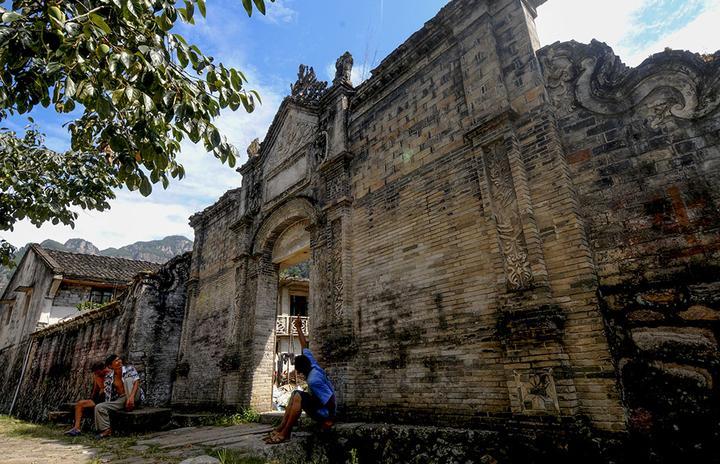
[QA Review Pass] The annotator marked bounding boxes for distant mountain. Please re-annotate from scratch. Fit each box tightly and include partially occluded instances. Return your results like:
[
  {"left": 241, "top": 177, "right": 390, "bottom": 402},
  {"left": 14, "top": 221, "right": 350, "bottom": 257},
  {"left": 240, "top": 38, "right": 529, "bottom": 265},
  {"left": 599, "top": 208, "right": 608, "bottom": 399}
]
[
  {"left": 0, "top": 236, "right": 193, "bottom": 293},
  {"left": 100, "top": 235, "right": 193, "bottom": 263}
]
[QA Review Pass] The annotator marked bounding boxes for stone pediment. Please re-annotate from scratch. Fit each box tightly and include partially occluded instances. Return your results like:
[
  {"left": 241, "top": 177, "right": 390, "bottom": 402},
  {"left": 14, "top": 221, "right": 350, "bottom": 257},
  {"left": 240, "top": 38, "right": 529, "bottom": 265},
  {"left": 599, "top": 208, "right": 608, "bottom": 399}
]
[
  {"left": 261, "top": 103, "right": 318, "bottom": 178},
  {"left": 247, "top": 101, "right": 319, "bottom": 204}
]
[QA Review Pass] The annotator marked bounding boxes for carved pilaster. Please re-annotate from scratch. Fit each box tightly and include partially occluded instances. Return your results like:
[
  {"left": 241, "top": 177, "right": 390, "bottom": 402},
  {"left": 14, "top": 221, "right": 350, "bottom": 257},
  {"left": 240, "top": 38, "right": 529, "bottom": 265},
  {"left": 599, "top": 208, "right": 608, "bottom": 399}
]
[
  {"left": 479, "top": 139, "right": 533, "bottom": 291},
  {"left": 330, "top": 219, "right": 344, "bottom": 318}
]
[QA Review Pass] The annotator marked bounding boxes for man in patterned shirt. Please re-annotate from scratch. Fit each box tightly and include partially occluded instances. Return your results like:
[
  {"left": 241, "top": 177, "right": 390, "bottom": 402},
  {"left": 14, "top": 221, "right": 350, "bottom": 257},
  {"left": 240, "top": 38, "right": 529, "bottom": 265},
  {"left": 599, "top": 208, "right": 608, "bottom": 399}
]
[{"left": 94, "top": 354, "right": 144, "bottom": 438}]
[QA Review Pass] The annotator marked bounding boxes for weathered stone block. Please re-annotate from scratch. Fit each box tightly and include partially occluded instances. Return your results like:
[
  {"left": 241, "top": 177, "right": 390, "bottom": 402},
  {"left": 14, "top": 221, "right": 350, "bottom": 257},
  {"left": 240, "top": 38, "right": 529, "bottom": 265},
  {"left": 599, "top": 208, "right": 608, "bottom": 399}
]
[
  {"left": 678, "top": 305, "right": 720, "bottom": 321},
  {"left": 630, "top": 327, "right": 718, "bottom": 363},
  {"left": 109, "top": 407, "right": 172, "bottom": 433}
]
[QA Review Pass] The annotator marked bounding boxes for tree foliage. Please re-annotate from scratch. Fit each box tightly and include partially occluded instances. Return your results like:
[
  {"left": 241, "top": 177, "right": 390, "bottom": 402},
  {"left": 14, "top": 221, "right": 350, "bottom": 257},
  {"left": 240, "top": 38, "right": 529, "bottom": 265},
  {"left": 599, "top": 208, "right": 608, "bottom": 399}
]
[{"left": 0, "top": 0, "right": 274, "bottom": 263}]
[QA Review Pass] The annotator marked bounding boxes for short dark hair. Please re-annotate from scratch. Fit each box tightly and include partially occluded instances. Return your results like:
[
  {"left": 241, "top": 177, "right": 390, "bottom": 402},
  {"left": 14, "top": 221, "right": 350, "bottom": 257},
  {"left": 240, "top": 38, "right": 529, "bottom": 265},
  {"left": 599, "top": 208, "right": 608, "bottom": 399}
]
[
  {"left": 104, "top": 354, "right": 119, "bottom": 367},
  {"left": 294, "top": 355, "right": 311, "bottom": 376},
  {"left": 89, "top": 362, "right": 105, "bottom": 373}
]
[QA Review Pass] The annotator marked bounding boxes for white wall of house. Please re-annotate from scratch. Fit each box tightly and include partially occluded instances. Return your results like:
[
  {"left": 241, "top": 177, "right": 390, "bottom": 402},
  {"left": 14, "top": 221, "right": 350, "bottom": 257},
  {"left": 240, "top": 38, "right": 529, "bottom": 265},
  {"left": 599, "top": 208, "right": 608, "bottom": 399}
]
[{"left": 0, "top": 251, "right": 54, "bottom": 350}]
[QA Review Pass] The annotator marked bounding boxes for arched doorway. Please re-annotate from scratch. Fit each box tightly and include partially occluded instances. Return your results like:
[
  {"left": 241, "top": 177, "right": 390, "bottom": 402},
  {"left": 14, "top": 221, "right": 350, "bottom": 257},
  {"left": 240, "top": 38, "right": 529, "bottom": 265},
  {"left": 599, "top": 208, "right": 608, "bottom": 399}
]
[{"left": 245, "top": 198, "right": 318, "bottom": 412}]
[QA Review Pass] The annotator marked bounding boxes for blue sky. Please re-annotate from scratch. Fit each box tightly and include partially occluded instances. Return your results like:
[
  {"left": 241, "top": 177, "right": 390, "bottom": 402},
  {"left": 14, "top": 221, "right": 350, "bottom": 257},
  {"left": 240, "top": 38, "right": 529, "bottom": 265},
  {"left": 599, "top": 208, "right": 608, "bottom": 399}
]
[{"left": 6, "top": 0, "right": 720, "bottom": 249}]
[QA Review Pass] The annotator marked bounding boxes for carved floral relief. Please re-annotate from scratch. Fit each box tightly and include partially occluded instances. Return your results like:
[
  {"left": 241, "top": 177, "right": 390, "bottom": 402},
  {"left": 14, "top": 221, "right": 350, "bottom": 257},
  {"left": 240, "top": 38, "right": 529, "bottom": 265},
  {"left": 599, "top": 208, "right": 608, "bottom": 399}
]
[
  {"left": 481, "top": 141, "right": 533, "bottom": 290},
  {"left": 514, "top": 368, "right": 560, "bottom": 414},
  {"left": 331, "top": 219, "right": 344, "bottom": 317}
]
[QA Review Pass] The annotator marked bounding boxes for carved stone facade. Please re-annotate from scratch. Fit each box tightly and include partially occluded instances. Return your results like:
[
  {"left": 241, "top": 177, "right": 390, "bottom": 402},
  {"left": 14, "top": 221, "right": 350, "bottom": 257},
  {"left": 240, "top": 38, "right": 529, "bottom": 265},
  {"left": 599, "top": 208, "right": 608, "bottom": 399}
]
[{"left": 174, "top": 0, "right": 719, "bottom": 460}]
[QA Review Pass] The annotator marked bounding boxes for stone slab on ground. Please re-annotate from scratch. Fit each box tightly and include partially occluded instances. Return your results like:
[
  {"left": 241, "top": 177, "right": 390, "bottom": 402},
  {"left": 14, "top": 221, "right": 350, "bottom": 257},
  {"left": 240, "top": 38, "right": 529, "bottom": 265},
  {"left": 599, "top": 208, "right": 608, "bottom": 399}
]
[
  {"left": 138, "top": 423, "right": 274, "bottom": 449},
  {"left": 179, "top": 456, "right": 221, "bottom": 464}
]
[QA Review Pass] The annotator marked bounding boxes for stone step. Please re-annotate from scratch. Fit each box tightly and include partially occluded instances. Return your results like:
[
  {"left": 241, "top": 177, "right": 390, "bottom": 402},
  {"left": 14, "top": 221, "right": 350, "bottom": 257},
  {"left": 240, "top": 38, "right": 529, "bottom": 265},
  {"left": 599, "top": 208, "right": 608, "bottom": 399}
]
[
  {"left": 258, "top": 411, "right": 284, "bottom": 425},
  {"left": 171, "top": 412, "right": 222, "bottom": 428},
  {"left": 258, "top": 411, "right": 314, "bottom": 427}
]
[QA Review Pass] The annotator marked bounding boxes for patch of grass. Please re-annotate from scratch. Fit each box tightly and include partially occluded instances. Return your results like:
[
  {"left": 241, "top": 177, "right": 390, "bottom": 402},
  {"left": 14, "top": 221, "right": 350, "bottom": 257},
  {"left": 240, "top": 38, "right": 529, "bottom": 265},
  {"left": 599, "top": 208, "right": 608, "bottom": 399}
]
[
  {"left": 204, "top": 408, "right": 261, "bottom": 426},
  {"left": 209, "top": 447, "right": 269, "bottom": 464}
]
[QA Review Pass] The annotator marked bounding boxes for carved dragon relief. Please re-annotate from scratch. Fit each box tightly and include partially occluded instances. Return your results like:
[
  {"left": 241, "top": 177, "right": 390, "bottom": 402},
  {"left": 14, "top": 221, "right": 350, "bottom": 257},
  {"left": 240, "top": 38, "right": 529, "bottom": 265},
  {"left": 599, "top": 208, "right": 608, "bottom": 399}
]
[
  {"left": 539, "top": 40, "right": 720, "bottom": 125},
  {"left": 481, "top": 141, "right": 533, "bottom": 291}
]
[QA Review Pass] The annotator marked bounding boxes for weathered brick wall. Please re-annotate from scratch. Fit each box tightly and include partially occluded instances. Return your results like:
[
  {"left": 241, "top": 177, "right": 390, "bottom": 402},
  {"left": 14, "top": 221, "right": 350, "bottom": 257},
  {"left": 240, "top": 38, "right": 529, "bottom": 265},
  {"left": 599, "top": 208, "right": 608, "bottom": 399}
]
[
  {"left": 125, "top": 253, "right": 190, "bottom": 406},
  {"left": 172, "top": 190, "right": 244, "bottom": 407},
  {"left": 333, "top": 0, "right": 623, "bottom": 430},
  {"left": 0, "top": 254, "right": 190, "bottom": 421},
  {"left": 539, "top": 41, "right": 720, "bottom": 458},
  {"left": 176, "top": 0, "right": 626, "bottom": 442}
]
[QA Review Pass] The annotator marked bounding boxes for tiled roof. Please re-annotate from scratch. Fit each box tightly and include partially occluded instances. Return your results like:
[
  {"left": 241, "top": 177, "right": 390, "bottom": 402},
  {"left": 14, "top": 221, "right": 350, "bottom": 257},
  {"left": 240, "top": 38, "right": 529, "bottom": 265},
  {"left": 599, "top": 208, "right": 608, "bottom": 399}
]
[{"left": 35, "top": 245, "right": 161, "bottom": 284}]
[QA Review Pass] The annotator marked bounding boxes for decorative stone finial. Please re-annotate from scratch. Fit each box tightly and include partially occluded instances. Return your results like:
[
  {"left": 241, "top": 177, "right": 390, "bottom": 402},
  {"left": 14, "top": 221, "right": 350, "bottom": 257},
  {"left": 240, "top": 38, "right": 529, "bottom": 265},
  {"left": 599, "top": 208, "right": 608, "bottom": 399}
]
[
  {"left": 289, "top": 64, "right": 328, "bottom": 104},
  {"left": 246, "top": 138, "right": 261, "bottom": 157},
  {"left": 333, "top": 51, "right": 354, "bottom": 86}
]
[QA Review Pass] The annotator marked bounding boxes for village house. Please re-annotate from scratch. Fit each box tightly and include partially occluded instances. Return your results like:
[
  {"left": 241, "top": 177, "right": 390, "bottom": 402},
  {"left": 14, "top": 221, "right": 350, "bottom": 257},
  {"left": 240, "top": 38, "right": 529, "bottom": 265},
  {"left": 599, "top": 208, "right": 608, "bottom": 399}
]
[{"left": 0, "top": 244, "right": 160, "bottom": 350}]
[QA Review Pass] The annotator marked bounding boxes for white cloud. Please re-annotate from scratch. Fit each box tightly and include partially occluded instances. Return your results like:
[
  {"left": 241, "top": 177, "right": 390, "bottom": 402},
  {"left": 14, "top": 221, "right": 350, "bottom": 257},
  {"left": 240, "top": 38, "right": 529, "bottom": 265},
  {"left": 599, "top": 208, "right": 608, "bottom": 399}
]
[
  {"left": 536, "top": 0, "right": 720, "bottom": 66},
  {"left": 260, "top": 0, "right": 297, "bottom": 24},
  {"left": 5, "top": 195, "right": 196, "bottom": 250}
]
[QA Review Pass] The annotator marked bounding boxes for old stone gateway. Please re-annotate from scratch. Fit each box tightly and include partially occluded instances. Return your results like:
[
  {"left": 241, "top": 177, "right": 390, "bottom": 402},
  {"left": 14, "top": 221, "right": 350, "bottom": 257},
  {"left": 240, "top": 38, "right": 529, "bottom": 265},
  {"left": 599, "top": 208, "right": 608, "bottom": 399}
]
[{"left": 168, "top": 0, "right": 720, "bottom": 459}]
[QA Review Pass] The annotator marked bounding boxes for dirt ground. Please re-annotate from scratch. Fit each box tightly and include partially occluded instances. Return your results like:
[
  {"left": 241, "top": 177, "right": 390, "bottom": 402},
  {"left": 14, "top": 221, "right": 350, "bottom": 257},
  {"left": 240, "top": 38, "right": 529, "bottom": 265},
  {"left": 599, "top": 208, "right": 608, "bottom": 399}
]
[{"left": 0, "top": 415, "right": 289, "bottom": 464}]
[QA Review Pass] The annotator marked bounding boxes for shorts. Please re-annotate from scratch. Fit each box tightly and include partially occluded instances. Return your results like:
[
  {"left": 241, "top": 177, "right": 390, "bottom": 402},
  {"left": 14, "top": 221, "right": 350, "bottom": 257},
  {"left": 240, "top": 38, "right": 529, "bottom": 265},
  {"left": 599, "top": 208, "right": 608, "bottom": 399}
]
[{"left": 295, "top": 391, "right": 334, "bottom": 421}]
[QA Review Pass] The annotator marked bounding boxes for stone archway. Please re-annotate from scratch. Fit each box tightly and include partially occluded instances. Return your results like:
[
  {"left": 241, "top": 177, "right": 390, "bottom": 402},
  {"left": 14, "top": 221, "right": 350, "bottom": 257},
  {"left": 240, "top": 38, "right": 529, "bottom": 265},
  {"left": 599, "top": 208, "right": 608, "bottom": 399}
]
[{"left": 245, "top": 197, "right": 319, "bottom": 411}]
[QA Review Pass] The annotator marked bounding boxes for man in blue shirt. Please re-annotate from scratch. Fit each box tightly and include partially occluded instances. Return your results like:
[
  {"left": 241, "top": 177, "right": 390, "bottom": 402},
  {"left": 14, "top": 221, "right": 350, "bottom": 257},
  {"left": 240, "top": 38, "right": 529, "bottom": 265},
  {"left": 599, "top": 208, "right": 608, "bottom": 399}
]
[{"left": 265, "top": 316, "right": 336, "bottom": 444}]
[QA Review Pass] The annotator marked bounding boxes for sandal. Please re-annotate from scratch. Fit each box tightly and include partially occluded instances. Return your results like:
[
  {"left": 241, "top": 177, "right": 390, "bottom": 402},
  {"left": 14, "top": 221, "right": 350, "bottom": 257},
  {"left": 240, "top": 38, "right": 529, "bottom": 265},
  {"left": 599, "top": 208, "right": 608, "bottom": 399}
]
[
  {"left": 64, "top": 428, "right": 81, "bottom": 437},
  {"left": 265, "top": 434, "right": 290, "bottom": 445},
  {"left": 94, "top": 430, "right": 112, "bottom": 439}
]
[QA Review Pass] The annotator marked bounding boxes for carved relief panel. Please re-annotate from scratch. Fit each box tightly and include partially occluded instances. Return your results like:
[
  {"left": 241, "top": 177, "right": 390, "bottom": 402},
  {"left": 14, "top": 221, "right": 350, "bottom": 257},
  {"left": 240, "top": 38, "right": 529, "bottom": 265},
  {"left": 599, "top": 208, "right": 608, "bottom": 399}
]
[
  {"left": 479, "top": 140, "right": 533, "bottom": 291},
  {"left": 331, "top": 219, "right": 344, "bottom": 317},
  {"left": 513, "top": 368, "right": 560, "bottom": 414}
]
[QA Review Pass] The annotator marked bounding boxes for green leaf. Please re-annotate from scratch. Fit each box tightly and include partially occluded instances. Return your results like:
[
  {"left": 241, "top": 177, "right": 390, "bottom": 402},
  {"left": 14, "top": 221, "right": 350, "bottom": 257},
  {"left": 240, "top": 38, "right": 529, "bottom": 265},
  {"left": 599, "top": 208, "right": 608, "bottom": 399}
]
[
  {"left": 142, "top": 94, "right": 153, "bottom": 112},
  {"left": 184, "top": 1, "right": 194, "bottom": 21},
  {"left": 156, "top": 13, "right": 173, "bottom": 32},
  {"left": 1, "top": 11, "right": 23, "bottom": 23},
  {"left": 252, "top": 0, "right": 266, "bottom": 15},
  {"left": 208, "top": 126, "right": 221, "bottom": 148},
  {"left": 111, "top": 88, "right": 124, "bottom": 105},
  {"left": 242, "top": 0, "right": 253, "bottom": 16},
  {"left": 119, "top": 51, "right": 132, "bottom": 69},
  {"left": 89, "top": 13, "right": 112, "bottom": 35},
  {"left": 197, "top": 0, "right": 206, "bottom": 17},
  {"left": 65, "top": 77, "right": 76, "bottom": 98}
]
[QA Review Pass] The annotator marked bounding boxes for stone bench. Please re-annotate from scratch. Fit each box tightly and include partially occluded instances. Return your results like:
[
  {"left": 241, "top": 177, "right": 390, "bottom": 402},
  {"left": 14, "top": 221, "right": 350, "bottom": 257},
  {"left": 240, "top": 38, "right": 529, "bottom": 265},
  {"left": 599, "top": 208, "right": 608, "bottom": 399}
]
[
  {"left": 109, "top": 407, "right": 172, "bottom": 433},
  {"left": 49, "top": 402, "right": 172, "bottom": 434}
]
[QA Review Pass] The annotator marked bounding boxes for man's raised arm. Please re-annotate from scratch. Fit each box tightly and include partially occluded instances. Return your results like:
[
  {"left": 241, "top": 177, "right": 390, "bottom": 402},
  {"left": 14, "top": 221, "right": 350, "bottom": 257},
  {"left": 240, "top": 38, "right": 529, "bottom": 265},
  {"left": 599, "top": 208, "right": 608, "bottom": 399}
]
[{"left": 293, "top": 316, "right": 307, "bottom": 351}]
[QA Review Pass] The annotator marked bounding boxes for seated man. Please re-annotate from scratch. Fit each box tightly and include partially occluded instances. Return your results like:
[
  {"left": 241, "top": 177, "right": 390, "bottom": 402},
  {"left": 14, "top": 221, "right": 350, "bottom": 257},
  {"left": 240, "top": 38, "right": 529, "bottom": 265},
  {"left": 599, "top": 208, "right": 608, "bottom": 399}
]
[
  {"left": 64, "top": 362, "right": 108, "bottom": 436},
  {"left": 94, "top": 354, "right": 145, "bottom": 438},
  {"left": 265, "top": 316, "right": 336, "bottom": 444}
]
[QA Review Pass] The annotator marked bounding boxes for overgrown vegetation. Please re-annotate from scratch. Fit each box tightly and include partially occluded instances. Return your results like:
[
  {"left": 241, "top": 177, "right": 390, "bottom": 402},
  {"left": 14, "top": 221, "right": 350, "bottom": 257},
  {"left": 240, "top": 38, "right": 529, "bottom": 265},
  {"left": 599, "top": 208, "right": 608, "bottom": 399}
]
[
  {"left": 209, "top": 448, "right": 268, "bottom": 464},
  {"left": 204, "top": 408, "right": 261, "bottom": 426},
  {"left": 75, "top": 300, "right": 107, "bottom": 312}
]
